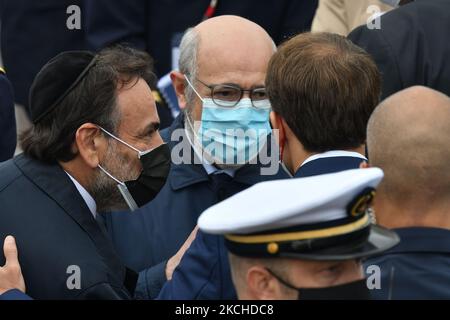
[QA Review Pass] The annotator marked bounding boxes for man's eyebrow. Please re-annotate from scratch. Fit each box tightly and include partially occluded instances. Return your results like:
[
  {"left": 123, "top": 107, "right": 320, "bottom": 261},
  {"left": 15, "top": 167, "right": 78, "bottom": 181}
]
[
  {"left": 220, "top": 82, "right": 266, "bottom": 89},
  {"left": 139, "top": 121, "right": 160, "bottom": 135}
]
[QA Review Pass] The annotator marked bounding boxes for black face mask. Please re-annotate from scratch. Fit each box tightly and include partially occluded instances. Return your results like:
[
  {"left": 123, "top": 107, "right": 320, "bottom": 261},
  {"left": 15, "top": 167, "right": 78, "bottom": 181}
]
[
  {"left": 98, "top": 127, "right": 171, "bottom": 211},
  {"left": 267, "top": 269, "right": 371, "bottom": 300},
  {"left": 120, "top": 143, "right": 171, "bottom": 209}
]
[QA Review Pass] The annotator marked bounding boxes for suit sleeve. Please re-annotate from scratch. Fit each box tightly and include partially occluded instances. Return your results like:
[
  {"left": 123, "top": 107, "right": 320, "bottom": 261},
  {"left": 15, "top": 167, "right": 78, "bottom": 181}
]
[
  {"left": 348, "top": 25, "right": 403, "bottom": 99},
  {"left": 0, "top": 289, "right": 32, "bottom": 300},
  {"left": 156, "top": 231, "right": 236, "bottom": 300},
  {"left": 134, "top": 260, "right": 167, "bottom": 300},
  {"left": 75, "top": 282, "right": 132, "bottom": 300},
  {"left": 0, "top": 74, "right": 17, "bottom": 162},
  {"left": 84, "top": 0, "right": 148, "bottom": 51}
]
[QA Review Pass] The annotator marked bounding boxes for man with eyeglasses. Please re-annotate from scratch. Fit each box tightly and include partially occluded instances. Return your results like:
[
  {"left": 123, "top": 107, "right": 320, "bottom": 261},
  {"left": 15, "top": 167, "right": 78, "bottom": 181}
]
[
  {"left": 157, "top": 30, "right": 382, "bottom": 300},
  {"left": 104, "top": 15, "right": 286, "bottom": 300}
]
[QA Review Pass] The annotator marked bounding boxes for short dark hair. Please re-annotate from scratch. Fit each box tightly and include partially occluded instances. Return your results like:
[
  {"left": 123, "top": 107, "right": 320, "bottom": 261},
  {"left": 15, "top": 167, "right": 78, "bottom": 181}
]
[
  {"left": 266, "top": 32, "right": 381, "bottom": 152},
  {"left": 21, "top": 45, "right": 156, "bottom": 163}
]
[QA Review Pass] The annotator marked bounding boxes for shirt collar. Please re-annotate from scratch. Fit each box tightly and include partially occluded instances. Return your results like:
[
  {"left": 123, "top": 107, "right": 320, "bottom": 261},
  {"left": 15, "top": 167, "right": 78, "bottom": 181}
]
[
  {"left": 65, "top": 172, "right": 97, "bottom": 217},
  {"left": 301, "top": 150, "right": 367, "bottom": 167}
]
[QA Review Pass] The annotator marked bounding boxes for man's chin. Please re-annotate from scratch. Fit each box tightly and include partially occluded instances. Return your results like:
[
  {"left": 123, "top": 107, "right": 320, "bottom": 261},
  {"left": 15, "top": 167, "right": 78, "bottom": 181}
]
[
  {"left": 215, "top": 163, "right": 246, "bottom": 170},
  {"left": 96, "top": 199, "right": 131, "bottom": 214}
]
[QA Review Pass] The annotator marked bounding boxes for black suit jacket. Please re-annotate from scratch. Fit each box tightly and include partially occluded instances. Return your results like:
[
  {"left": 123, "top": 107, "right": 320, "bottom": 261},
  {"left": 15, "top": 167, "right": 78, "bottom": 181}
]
[
  {"left": 0, "top": 72, "right": 16, "bottom": 161},
  {"left": 0, "top": 0, "right": 86, "bottom": 108},
  {"left": 348, "top": 0, "right": 450, "bottom": 99},
  {"left": 0, "top": 155, "right": 135, "bottom": 299}
]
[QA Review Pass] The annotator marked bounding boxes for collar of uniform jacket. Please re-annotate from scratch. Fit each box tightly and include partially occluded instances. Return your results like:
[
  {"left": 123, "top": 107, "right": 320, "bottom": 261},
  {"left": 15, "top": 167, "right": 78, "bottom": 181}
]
[
  {"left": 294, "top": 152, "right": 367, "bottom": 178},
  {"left": 382, "top": 227, "right": 450, "bottom": 255},
  {"left": 162, "top": 113, "right": 284, "bottom": 191}
]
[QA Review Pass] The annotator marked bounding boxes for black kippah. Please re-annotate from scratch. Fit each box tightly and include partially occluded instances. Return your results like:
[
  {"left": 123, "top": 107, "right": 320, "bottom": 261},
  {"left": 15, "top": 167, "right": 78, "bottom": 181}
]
[{"left": 29, "top": 51, "right": 97, "bottom": 123}]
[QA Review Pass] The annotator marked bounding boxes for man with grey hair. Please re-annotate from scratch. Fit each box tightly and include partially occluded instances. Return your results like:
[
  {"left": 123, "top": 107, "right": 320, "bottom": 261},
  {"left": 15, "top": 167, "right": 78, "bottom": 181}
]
[{"left": 105, "top": 15, "right": 286, "bottom": 299}]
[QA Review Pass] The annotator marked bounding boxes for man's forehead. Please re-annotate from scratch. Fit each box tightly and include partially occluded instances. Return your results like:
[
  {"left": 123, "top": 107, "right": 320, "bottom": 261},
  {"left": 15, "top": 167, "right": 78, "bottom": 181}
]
[
  {"left": 198, "top": 40, "right": 273, "bottom": 70},
  {"left": 197, "top": 46, "right": 271, "bottom": 87},
  {"left": 117, "top": 79, "right": 159, "bottom": 129}
]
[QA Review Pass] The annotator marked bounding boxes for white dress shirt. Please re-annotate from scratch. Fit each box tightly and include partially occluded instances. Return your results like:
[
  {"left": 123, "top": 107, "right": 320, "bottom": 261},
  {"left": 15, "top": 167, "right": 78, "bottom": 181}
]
[
  {"left": 65, "top": 172, "right": 97, "bottom": 218},
  {"left": 301, "top": 150, "right": 367, "bottom": 167}
]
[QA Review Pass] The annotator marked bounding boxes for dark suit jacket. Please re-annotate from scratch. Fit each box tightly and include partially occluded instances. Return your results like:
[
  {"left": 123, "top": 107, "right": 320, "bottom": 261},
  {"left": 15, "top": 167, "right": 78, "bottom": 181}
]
[
  {"left": 0, "top": 0, "right": 86, "bottom": 108},
  {"left": 366, "top": 227, "right": 450, "bottom": 299},
  {"left": 0, "top": 72, "right": 16, "bottom": 161},
  {"left": 0, "top": 155, "right": 136, "bottom": 299},
  {"left": 157, "top": 155, "right": 366, "bottom": 299},
  {"left": 84, "top": 0, "right": 318, "bottom": 77},
  {"left": 348, "top": 0, "right": 450, "bottom": 99}
]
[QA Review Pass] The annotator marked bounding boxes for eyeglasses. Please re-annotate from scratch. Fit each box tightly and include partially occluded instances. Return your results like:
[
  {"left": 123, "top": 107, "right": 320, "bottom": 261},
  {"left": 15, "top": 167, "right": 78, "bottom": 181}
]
[{"left": 195, "top": 78, "right": 269, "bottom": 109}]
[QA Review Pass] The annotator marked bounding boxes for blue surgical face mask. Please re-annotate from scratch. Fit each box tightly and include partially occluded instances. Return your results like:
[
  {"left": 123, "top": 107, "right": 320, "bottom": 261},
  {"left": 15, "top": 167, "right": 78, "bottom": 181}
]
[{"left": 185, "top": 76, "right": 272, "bottom": 166}]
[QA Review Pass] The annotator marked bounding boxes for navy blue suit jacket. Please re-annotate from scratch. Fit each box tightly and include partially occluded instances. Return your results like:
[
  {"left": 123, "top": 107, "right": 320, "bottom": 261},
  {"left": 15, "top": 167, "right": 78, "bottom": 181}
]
[
  {"left": 0, "top": 155, "right": 136, "bottom": 299},
  {"left": 0, "top": 290, "right": 32, "bottom": 300},
  {"left": 348, "top": 0, "right": 450, "bottom": 99},
  {"left": 0, "top": 0, "right": 86, "bottom": 108},
  {"left": 104, "top": 113, "right": 286, "bottom": 299},
  {"left": 157, "top": 155, "right": 366, "bottom": 299},
  {"left": 0, "top": 72, "right": 16, "bottom": 161},
  {"left": 366, "top": 227, "right": 450, "bottom": 300}
]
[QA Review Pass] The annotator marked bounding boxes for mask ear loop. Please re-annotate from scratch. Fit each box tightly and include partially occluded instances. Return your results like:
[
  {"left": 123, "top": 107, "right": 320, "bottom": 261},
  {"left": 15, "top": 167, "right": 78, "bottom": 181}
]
[
  {"left": 277, "top": 121, "right": 294, "bottom": 178},
  {"left": 183, "top": 75, "right": 216, "bottom": 164},
  {"left": 184, "top": 74, "right": 205, "bottom": 102},
  {"left": 265, "top": 268, "right": 299, "bottom": 291},
  {"left": 98, "top": 126, "right": 150, "bottom": 159},
  {"left": 98, "top": 164, "right": 125, "bottom": 185},
  {"left": 99, "top": 126, "right": 141, "bottom": 152},
  {"left": 278, "top": 118, "right": 286, "bottom": 163},
  {"left": 97, "top": 164, "right": 139, "bottom": 211}
]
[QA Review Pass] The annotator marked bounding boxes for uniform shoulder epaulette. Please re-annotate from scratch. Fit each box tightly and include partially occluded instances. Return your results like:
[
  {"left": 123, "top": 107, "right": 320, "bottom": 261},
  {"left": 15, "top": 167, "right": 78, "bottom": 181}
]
[{"left": 0, "top": 67, "right": 5, "bottom": 74}]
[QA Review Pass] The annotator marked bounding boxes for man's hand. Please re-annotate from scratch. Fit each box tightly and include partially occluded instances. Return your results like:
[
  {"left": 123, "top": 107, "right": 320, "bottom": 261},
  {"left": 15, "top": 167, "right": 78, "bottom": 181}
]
[
  {"left": 0, "top": 236, "right": 26, "bottom": 294},
  {"left": 165, "top": 226, "right": 199, "bottom": 281}
]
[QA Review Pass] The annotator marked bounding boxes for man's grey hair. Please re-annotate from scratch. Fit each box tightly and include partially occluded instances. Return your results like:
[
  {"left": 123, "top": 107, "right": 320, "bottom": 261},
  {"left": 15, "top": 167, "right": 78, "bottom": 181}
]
[{"left": 179, "top": 28, "right": 200, "bottom": 105}]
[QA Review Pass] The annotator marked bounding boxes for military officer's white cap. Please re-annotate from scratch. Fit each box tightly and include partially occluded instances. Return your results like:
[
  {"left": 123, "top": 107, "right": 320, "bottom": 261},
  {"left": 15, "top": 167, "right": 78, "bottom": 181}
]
[{"left": 198, "top": 168, "right": 399, "bottom": 260}]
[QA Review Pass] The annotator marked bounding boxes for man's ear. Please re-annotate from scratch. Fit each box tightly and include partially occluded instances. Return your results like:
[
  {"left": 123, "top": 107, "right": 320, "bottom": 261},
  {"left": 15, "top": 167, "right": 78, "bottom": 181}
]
[
  {"left": 246, "top": 266, "right": 283, "bottom": 300},
  {"left": 74, "top": 123, "right": 107, "bottom": 169},
  {"left": 270, "top": 111, "right": 285, "bottom": 145},
  {"left": 171, "top": 71, "right": 188, "bottom": 109}
]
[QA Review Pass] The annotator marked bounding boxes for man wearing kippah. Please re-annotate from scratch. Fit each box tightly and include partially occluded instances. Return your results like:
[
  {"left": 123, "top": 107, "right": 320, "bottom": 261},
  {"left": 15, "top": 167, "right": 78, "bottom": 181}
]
[
  {"left": 0, "top": 46, "right": 171, "bottom": 299},
  {"left": 199, "top": 168, "right": 399, "bottom": 299}
]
